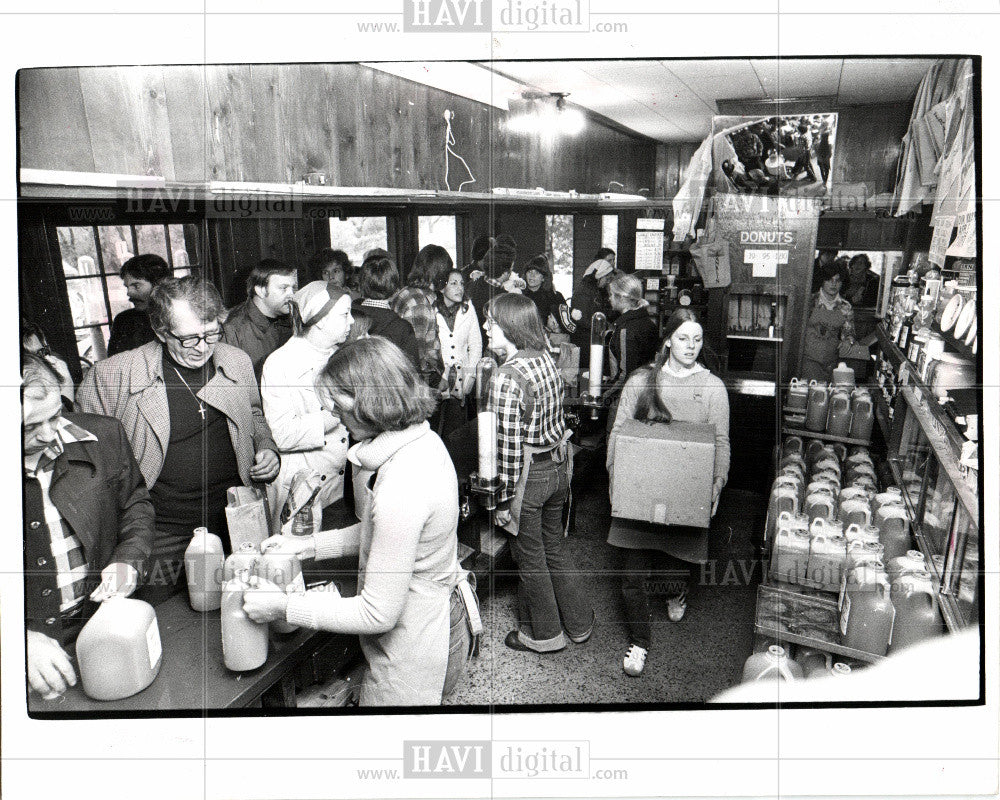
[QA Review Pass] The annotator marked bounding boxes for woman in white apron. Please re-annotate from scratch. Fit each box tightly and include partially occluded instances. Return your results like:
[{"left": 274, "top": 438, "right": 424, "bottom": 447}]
[{"left": 245, "top": 336, "right": 479, "bottom": 706}]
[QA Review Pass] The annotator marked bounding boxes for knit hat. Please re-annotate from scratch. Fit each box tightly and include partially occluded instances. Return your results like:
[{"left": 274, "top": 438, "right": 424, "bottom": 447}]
[
  {"left": 292, "top": 281, "right": 350, "bottom": 332},
  {"left": 583, "top": 259, "right": 614, "bottom": 281}
]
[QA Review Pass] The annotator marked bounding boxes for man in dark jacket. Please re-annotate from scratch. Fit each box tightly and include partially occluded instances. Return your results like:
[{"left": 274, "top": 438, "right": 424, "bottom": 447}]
[
  {"left": 107, "top": 253, "right": 171, "bottom": 357},
  {"left": 354, "top": 254, "right": 421, "bottom": 368},
  {"left": 222, "top": 259, "right": 296, "bottom": 382},
  {"left": 22, "top": 354, "right": 154, "bottom": 698}
]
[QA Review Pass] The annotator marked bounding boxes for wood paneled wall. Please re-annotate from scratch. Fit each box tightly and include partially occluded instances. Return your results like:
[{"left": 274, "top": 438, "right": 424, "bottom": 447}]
[
  {"left": 655, "top": 142, "right": 701, "bottom": 199},
  {"left": 18, "top": 64, "right": 657, "bottom": 196}
]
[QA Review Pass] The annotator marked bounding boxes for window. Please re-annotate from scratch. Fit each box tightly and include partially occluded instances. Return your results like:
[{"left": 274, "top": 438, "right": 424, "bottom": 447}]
[
  {"left": 602, "top": 214, "right": 619, "bottom": 254},
  {"left": 418, "top": 215, "right": 458, "bottom": 267},
  {"left": 56, "top": 222, "right": 200, "bottom": 366},
  {"left": 329, "top": 217, "right": 389, "bottom": 267},
  {"left": 545, "top": 214, "right": 574, "bottom": 300}
]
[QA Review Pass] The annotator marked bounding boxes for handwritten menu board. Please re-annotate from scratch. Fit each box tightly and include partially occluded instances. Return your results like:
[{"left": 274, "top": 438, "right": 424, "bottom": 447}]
[{"left": 635, "top": 217, "right": 665, "bottom": 272}]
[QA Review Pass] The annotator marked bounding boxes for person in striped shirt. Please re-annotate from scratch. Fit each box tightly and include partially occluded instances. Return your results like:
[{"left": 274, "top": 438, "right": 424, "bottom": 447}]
[
  {"left": 22, "top": 354, "right": 153, "bottom": 698},
  {"left": 485, "top": 294, "right": 594, "bottom": 653}
]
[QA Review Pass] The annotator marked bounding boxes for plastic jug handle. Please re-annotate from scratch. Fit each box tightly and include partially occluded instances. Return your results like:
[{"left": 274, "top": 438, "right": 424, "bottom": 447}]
[{"left": 810, "top": 518, "right": 827, "bottom": 534}]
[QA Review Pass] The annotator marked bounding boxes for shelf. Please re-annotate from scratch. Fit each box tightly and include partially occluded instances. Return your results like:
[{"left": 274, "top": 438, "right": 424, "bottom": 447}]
[
  {"left": 782, "top": 426, "right": 872, "bottom": 447},
  {"left": 885, "top": 458, "right": 966, "bottom": 634},
  {"left": 727, "top": 333, "right": 784, "bottom": 342}
]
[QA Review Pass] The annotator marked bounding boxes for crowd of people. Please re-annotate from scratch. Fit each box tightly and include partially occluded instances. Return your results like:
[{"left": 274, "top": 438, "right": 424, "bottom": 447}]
[{"left": 21, "top": 234, "right": 731, "bottom": 704}]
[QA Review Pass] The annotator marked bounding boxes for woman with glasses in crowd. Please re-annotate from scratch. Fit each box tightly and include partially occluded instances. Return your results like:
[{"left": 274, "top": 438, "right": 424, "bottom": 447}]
[
  {"left": 484, "top": 293, "right": 594, "bottom": 654},
  {"left": 244, "top": 336, "right": 478, "bottom": 706},
  {"left": 606, "top": 308, "right": 730, "bottom": 678}
]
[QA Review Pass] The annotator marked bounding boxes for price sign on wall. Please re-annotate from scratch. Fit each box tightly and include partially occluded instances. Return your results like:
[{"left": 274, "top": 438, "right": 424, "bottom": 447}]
[
  {"left": 744, "top": 248, "right": 789, "bottom": 278},
  {"left": 635, "top": 217, "right": 665, "bottom": 272}
]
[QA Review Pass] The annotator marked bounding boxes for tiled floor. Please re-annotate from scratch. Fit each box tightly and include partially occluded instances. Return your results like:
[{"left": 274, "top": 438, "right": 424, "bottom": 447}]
[{"left": 444, "top": 458, "right": 764, "bottom": 707}]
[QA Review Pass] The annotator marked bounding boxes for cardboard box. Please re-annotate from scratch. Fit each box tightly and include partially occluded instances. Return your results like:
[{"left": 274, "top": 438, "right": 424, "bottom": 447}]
[{"left": 610, "top": 419, "right": 717, "bottom": 529}]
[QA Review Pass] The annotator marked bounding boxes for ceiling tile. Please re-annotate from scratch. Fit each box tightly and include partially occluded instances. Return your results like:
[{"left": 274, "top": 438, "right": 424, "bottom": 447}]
[
  {"left": 749, "top": 58, "right": 844, "bottom": 99},
  {"left": 837, "top": 58, "right": 936, "bottom": 104}
]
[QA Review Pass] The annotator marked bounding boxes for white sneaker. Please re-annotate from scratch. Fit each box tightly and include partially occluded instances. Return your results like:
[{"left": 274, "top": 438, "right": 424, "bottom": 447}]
[
  {"left": 623, "top": 644, "right": 647, "bottom": 677},
  {"left": 667, "top": 593, "right": 687, "bottom": 622}
]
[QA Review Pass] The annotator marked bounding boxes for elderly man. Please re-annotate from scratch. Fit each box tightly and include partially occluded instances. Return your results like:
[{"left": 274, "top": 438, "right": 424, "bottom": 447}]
[
  {"left": 23, "top": 354, "right": 153, "bottom": 697},
  {"left": 223, "top": 259, "right": 297, "bottom": 382},
  {"left": 78, "top": 277, "right": 280, "bottom": 600}
]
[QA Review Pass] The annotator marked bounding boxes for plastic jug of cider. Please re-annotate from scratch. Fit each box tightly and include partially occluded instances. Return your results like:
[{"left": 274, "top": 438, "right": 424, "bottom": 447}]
[
  {"left": 840, "top": 496, "right": 872, "bottom": 527},
  {"left": 872, "top": 488, "right": 904, "bottom": 518},
  {"left": 805, "top": 490, "right": 836, "bottom": 523},
  {"left": 786, "top": 379, "right": 809, "bottom": 412},
  {"left": 876, "top": 504, "right": 911, "bottom": 561},
  {"left": 223, "top": 542, "right": 260, "bottom": 583},
  {"left": 805, "top": 438, "right": 828, "bottom": 466},
  {"left": 826, "top": 389, "right": 853, "bottom": 437},
  {"left": 849, "top": 390, "right": 875, "bottom": 441},
  {"left": 842, "top": 574, "right": 894, "bottom": 657},
  {"left": 805, "top": 383, "right": 830, "bottom": 432},
  {"left": 741, "top": 645, "right": 804, "bottom": 682},
  {"left": 832, "top": 361, "right": 856, "bottom": 389},
  {"left": 772, "top": 514, "right": 811, "bottom": 585},
  {"left": 887, "top": 550, "right": 927, "bottom": 584},
  {"left": 184, "top": 527, "right": 225, "bottom": 612},
  {"left": 806, "top": 520, "right": 847, "bottom": 590},
  {"left": 888, "top": 577, "right": 942, "bottom": 654},
  {"left": 256, "top": 551, "right": 306, "bottom": 634},
  {"left": 221, "top": 576, "right": 268, "bottom": 672},
  {"left": 782, "top": 434, "right": 805, "bottom": 458},
  {"left": 76, "top": 596, "right": 162, "bottom": 701}
]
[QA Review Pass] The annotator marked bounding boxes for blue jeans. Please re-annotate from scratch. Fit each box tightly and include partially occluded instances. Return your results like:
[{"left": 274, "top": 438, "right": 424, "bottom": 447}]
[
  {"left": 442, "top": 588, "right": 474, "bottom": 698},
  {"left": 510, "top": 457, "right": 594, "bottom": 650}
]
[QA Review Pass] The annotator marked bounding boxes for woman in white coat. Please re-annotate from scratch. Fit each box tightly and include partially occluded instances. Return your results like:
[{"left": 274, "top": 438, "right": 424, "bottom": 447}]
[
  {"left": 434, "top": 268, "right": 481, "bottom": 438},
  {"left": 245, "top": 337, "right": 479, "bottom": 706},
  {"left": 260, "top": 281, "right": 354, "bottom": 528}
]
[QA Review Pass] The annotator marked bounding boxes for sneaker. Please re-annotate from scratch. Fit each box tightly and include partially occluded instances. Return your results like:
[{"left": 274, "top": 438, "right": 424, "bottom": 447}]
[
  {"left": 667, "top": 593, "right": 687, "bottom": 622},
  {"left": 623, "top": 644, "right": 647, "bottom": 677}
]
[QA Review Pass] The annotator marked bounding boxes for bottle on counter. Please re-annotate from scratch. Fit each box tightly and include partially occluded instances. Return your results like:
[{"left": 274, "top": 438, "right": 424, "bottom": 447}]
[
  {"left": 831, "top": 362, "right": 856, "bottom": 389},
  {"left": 221, "top": 575, "right": 269, "bottom": 672},
  {"left": 184, "top": 527, "right": 225, "bottom": 612},
  {"left": 76, "top": 596, "right": 162, "bottom": 701}
]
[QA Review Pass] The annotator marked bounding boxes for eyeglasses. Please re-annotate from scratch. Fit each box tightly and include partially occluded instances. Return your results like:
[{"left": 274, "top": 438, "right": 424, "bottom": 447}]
[{"left": 165, "top": 329, "right": 223, "bottom": 348}]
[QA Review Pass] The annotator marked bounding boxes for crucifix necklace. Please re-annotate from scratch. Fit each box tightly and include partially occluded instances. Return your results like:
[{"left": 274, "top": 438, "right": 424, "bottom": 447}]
[{"left": 171, "top": 367, "right": 206, "bottom": 419}]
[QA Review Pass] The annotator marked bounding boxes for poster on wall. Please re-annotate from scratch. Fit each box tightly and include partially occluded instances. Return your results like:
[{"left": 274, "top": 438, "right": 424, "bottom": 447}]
[
  {"left": 711, "top": 113, "right": 838, "bottom": 198},
  {"left": 635, "top": 217, "right": 665, "bottom": 271}
]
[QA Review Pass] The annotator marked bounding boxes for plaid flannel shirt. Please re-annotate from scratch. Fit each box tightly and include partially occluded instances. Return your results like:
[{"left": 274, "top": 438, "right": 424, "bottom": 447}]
[
  {"left": 391, "top": 286, "right": 443, "bottom": 383},
  {"left": 24, "top": 417, "right": 99, "bottom": 612},
  {"left": 488, "top": 349, "right": 565, "bottom": 504}
]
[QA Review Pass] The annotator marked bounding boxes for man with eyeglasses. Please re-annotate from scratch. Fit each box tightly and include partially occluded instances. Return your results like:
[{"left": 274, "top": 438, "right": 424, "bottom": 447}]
[{"left": 78, "top": 277, "right": 280, "bottom": 601}]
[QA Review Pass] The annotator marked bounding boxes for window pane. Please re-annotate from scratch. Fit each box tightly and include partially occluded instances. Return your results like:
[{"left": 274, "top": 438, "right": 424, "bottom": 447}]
[
  {"left": 602, "top": 215, "right": 619, "bottom": 253},
  {"left": 57, "top": 227, "right": 99, "bottom": 277},
  {"left": 329, "top": 217, "right": 388, "bottom": 266},
  {"left": 66, "top": 278, "right": 109, "bottom": 326},
  {"left": 545, "top": 214, "right": 574, "bottom": 301},
  {"left": 105, "top": 273, "right": 131, "bottom": 318},
  {"left": 136, "top": 224, "right": 169, "bottom": 261},
  {"left": 168, "top": 223, "right": 199, "bottom": 267},
  {"left": 98, "top": 226, "right": 134, "bottom": 274},
  {"left": 418, "top": 216, "right": 458, "bottom": 267},
  {"left": 75, "top": 325, "right": 109, "bottom": 366}
]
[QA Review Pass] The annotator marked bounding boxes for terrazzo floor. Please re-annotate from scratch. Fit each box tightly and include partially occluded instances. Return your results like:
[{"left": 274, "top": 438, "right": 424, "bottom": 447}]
[{"left": 444, "top": 455, "right": 764, "bottom": 707}]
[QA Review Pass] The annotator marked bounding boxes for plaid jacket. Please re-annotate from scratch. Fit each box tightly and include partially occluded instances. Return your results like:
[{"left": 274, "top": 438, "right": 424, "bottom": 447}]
[
  {"left": 391, "top": 286, "right": 444, "bottom": 384},
  {"left": 77, "top": 340, "right": 278, "bottom": 489},
  {"left": 488, "top": 349, "right": 566, "bottom": 503}
]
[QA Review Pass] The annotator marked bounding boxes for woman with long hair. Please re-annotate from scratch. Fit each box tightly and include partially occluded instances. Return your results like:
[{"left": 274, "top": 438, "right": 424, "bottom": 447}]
[
  {"left": 606, "top": 308, "right": 730, "bottom": 677},
  {"left": 392, "top": 244, "right": 451, "bottom": 389},
  {"left": 485, "top": 293, "right": 594, "bottom": 653},
  {"left": 434, "top": 268, "right": 482, "bottom": 438},
  {"left": 245, "top": 337, "right": 477, "bottom": 706}
]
